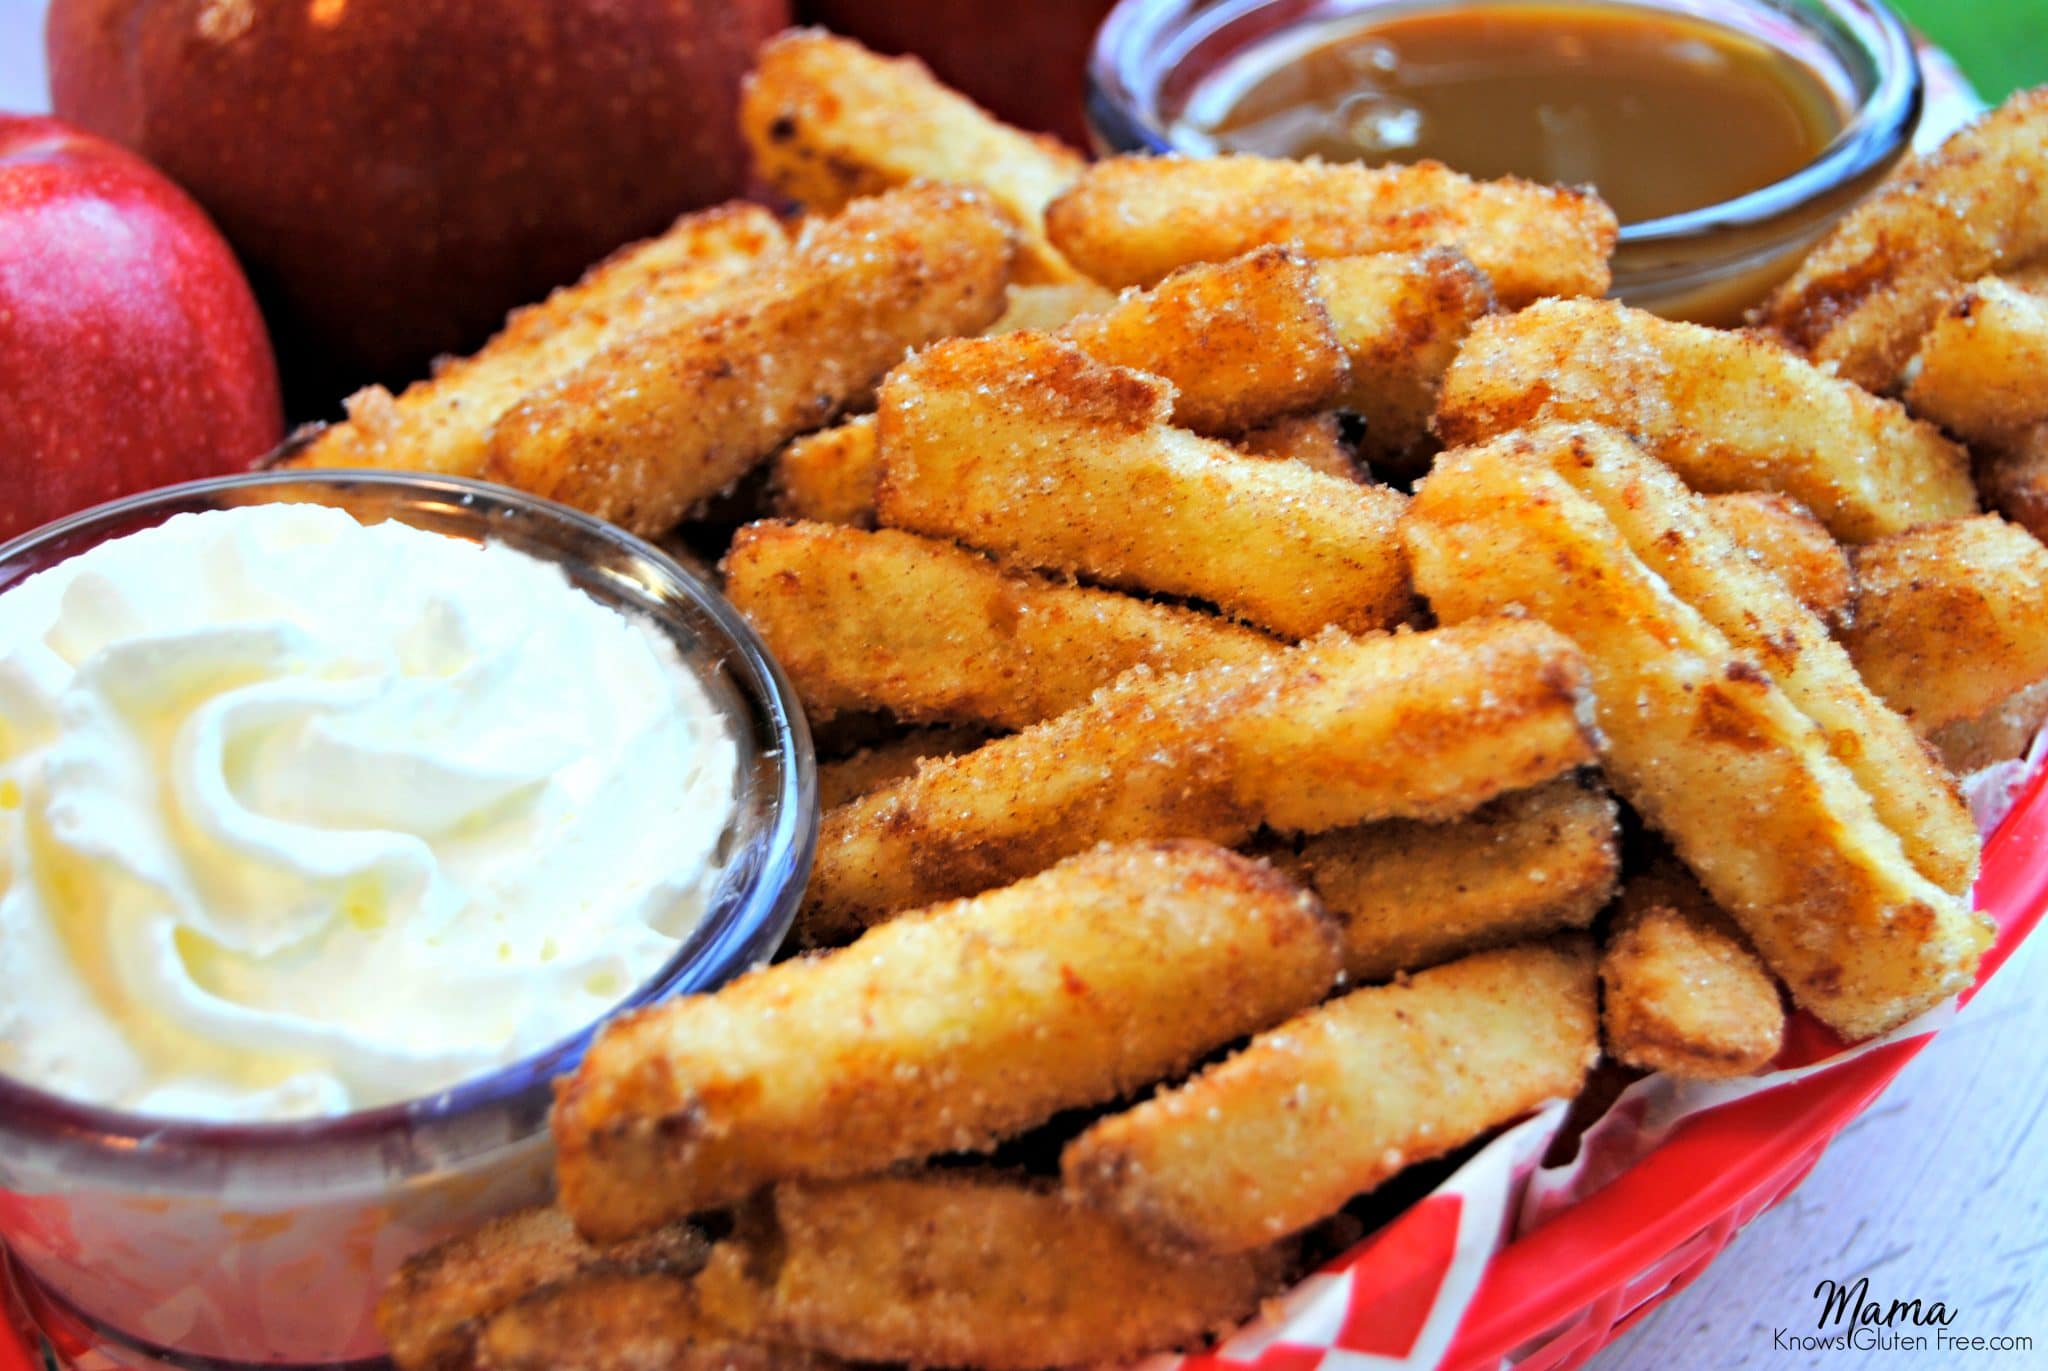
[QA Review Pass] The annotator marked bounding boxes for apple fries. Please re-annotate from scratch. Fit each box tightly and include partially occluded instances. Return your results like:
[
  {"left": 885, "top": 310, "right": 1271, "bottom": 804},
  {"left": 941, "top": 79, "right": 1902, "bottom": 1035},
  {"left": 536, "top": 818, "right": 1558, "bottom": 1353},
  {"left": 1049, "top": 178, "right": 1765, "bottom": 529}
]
[
  {"left": 771, "top": 415, "right": 880, "bottom": 527},
  {"left": 1062, "top": 939, "right": 1598, "bottom": 1255},
  {"left": 1600, "top": 859, "right": 1786, "bottom": 1080},
  {"left": 378, "top": 1207, "right": 709, "bottom": 1371},
  {"left": 804, "top": 619, "right": 1597, "bottom": 936},
  {"left": 1761, "top": 87, "right": 2048, "bottom": 392},
  {"left": 1842, "top": 515, "right": 2048, "bottom": 734},
  {"left": 1507, "top": 424, "right": 1976, "bottom": 895},
  {"left": 817, "top": 727, "right": 991, "bottom": 810},
  {"left": 555, "top": 842, "right": 1341, "bottom": 1238},
  {"left": 1044, "top": 153, "right": 1616, "bottom": 306},
  {"left": 288, "top": 204, "right": 788, "bottom": 477},
  {"left": 1236, "top": 412, "right": 1363, "bottom": 481},
  {"left": 486, "top": 183, "right": 1013, "bottom": 536},
  {"left": 1703, "top": 492, "right": 1854, "bottom": 629},
  {"left": 473, "top": 1272, "right": 824, "bottom": 1371},
  {"left": 877, "top": 332, "right": 1411, "bottom": 639},
  {"left": 987, "top": 282, "right": 1118, "bottom": 334},
  {"left": 724, "top": 520, "right": 1278, "bottom": 728},
  {"left": 1435, "top": 298, "right": 1976, "bottom": 542},
  {"left": 741, "top": 29, "right": 1084, "bottom": 284},
  {"left": 1404, "top": 430, "right": 1991, "bottom": 1039},
  {"left": 1904, "top": 275, "right": 2048, "bottom": 444},
  {"left": 696, "top": 1173, "right": 1291, "bottom": 1369},
  {"left": 1267, "top": 779, "right": 1619, "bottom": 983}
]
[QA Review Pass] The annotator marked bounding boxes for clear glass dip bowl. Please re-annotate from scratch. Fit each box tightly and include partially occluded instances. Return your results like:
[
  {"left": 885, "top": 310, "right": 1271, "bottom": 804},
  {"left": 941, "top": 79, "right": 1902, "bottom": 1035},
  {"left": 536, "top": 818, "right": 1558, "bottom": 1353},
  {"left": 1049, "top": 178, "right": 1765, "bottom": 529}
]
[
  {"left": 1087, "top": 0, "right": 1923, "bottom": 324},
  {"left": 0, "top": 471, "right": 817, "bottom": 1369}
]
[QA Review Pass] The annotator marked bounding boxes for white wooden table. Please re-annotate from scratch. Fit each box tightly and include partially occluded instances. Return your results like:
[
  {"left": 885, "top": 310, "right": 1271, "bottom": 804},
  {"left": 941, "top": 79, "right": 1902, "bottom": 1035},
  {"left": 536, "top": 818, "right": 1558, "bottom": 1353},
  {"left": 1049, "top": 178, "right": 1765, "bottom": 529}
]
[{"left": 1594, "top": 931, "right": 2048, "bottom": 1369}]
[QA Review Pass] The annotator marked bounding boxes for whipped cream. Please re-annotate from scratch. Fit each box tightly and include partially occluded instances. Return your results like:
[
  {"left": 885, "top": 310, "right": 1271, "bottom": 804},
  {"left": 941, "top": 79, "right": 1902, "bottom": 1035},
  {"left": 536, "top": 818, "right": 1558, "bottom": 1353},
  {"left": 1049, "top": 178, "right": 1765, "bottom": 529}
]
[{"left": 0, "top": 504, "right": 736, "bottom": 1121}]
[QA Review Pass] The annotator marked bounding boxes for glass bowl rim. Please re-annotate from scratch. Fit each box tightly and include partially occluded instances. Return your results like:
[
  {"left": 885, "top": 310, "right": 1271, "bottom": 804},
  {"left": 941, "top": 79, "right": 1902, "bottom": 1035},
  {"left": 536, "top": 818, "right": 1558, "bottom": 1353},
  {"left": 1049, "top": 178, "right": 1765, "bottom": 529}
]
[
  {"left": 0, "top": 468, "right": 817, "bottom": 1158},
  {"left": 1086, "top": 0, "right": 1925, "bottom": 246}
]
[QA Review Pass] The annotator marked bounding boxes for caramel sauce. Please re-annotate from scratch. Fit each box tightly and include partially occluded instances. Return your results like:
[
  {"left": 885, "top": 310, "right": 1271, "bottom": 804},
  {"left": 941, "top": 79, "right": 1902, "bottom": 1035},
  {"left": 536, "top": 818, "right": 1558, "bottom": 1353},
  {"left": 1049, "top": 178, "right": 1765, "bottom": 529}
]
[{"left": 1173, "top": 3, "right": 1847, "bottom": 226}]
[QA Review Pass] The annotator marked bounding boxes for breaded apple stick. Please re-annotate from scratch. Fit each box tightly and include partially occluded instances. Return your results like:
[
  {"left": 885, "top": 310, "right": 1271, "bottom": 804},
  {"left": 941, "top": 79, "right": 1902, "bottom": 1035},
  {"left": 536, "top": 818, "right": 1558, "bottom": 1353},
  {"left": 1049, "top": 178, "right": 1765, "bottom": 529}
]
[
  {"left": 555, "top": 842, "right": 1342, "bottom": 1238},
  {"left": 804, "top": 620, "right": 1598, "bottom": 935},
  {"left": 1311, "top": 249, "right": 1494, "bottom": 464},
  {"left": 986, "top": 281, "right": 1117, "bottom": 334},
  {"left": 1843, "top": 515, "right": 2048, "bottom": 734},
  {"left": 1976, "top": 423, "right": 2048, "bottom": 546},
  {"left": 817, "top": 727, "right": 992, "bottom": 811},
  {"left": 486, "top": 184, "right": 1013, "bottom": 536},
  {"left": 1059, "top": 248, "right": 1350, "bottom": 435},
  {"left": 1044, "top": 154, "right": 1615, "bottom": 306},
  {"left": 1435, "top": 299, "right": 1976, "bottom": 542},
  {"left": 1761, "top": 87, "right": 2048, "bottom": 391},
  {"left": 1931, "top": 680, "right": 2048, "bottom": 775},
  {"left": 1703, "top": 492, "right": 1854, "bottom": 629},
  {"left": 740, "top": 29, "right": 1083, "bottom": 283},
  {"left": 876, "top": 332, "right": 1412, "bottom": 640},
  {"left": 1403, "top": 438, "right": 1990, "bottom": 1038},
  {"left": 474, "top": 1273, "right": 824, "bottom": 1371},
  {"left": 1600, "top": 859, "right": 1786, "bottom": 1080},
  {"left": 771, "top": 416, "right": 880, "bottom": 528},
  {"left": 1514, "top": 424, "right": 1975, "bottom": 895},
  {"left": 1267, "top": 779, "right": 1619, "bottom": 982},
  {"left": 1062, "top": 939, "right": 1599, "bottom": 1256},
  {"left": 1235, "top": 412, "right": 1363, "bottom": 481},
  {"left": 288, "top": 205, "right": 788, "bottom": 476},
  {"left": 696, "top": 1173, "right": 1292, "bottom": 1370},
  {"left": 378, "top": 1208, "right": 709, "bottom": 1371},
  {"left": 1905, "top": 275, "right": 2048, "bottom": 443},
  {"left": 725, "top": 520, "right": 1279, "bottom": 728}
]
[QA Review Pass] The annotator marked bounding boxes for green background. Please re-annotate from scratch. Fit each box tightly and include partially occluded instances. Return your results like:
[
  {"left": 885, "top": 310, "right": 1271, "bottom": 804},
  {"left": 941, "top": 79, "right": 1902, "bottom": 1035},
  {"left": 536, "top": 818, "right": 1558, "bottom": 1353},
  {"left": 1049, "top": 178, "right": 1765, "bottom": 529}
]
[{"left": 1895, "top": 0, "right": 2046, "bottom": 99}]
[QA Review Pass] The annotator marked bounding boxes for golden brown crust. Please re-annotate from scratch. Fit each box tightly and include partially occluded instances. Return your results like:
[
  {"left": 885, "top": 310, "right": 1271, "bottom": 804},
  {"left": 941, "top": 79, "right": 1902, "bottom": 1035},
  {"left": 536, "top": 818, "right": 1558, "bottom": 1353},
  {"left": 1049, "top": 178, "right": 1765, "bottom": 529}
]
[
  {"left": 1512, "top": 424, "right": 1976, "bottom": 896},
  {"left": 1269, "top": 778, "right": 1619, "bottom": 982},
  {"left": 485, "top": 184, "right": 1014, "bottom": 536},
  {"left": 1759, "top": 88, "right": 2048, "bottom": 391},
  {"left": 695, "top": 1173, "right": 1293, "bottom": 1369},
  {"left": 985, "top": 281, "right": 1118, "bottom": 335},
  {"left": 475, "top": 1272, "right": 828, "bottom": 1371},
  {"left": 816, "top": 727, "right": 993, "bottom": 811},
  {"left": 1975, "top": 423, "right": 2048, "bottom": 545},
  {"left": 378, "top": 1208, "right": 710, "bottom": 1371},
  {"left": 1600, "top": 860, "right": 1787, "bottom": 1080},
  {"left": 1904, "top": 275, "right": 2048, "bottom": 443},
  {"left": 1403, "top": 431, "right": 1990, "bottom": 1039},
  {"left": 1060, "top": 248, "right": 1351, "bottom": 435},
  {"left": 1044, "top": 154, "right": 1615, "bottom": 306},
  {"left": 1062, "top": 940, "right": 1599, "bottom": 1255},
  {"left": 769, "top": 415, "right": 880, "bottom": 529},
  {"left": 876, "top": 331, "right": 1413, "bottom": 640},
  {"left": 553, "top": 842, "right": 1341, "bottom": 1239},
  {"left": 1435, "top": 299, "right": 1976, "bottom": 542},
  {"left": 1234, "top": 412, "right": 1364, "bottom": 482},
  {"left": 1843, "top": 515, "right": 2048, "bottom": 734},
  {"left": 1702, "top": 492, "right": 1855, "bottom": 630},
  {"left": 740, "top": 29, "right": 1084, "bottom": 283},
  {"left": 287, "top": 204, "right": 788, "bottom": 478},
  {"left": 802, "top": 620, "right": 1600, "bottom": 935},
  {"left": 1930, "top": 679, "right": 2048, "bottom": 774},
  {"left": 724, "top": 520, "right": 1279, "bottom": 728}
]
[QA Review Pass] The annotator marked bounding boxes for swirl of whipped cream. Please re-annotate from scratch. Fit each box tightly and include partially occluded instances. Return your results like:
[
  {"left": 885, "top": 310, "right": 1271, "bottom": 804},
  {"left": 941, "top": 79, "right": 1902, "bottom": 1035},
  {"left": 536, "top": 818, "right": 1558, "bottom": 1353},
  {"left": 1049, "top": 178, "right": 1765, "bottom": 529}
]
[{"left": 0, "top": 505, "right": 735, "bottom": 1121}]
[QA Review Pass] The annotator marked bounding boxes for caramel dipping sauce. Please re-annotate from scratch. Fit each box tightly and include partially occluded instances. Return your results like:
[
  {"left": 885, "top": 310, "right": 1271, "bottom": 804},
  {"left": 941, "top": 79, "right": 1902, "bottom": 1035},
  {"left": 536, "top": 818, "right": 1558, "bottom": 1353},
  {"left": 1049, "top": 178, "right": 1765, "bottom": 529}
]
[
  {"left": 1171, "top": 4, "right": 1847, "bottom": 227},
  {"left": 1098, "top": 0, "right": 1923, "bottom": 324}
]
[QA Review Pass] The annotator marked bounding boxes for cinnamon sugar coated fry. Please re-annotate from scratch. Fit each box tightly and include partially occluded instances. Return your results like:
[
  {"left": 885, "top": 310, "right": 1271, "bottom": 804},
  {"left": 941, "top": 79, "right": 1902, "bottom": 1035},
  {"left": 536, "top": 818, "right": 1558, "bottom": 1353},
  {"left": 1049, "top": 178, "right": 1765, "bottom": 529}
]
[
  {"left": 1905, "top": 275, "right": 2048, "bottom": 444},
  {"left": 740, "top": 28, "right": 1084, "bottom": 283},
  {"left": 695, "top": 1173, "right": 1293, "bottom": 1369},
  {"left": 474, "top": 1273, "right": 824, "bottom": 1371},
  {"left": 1404, "top": 434, "right": 1990, "bottom": 1038},
  {"left": 1600, "top": 861, "right": 1786, "bottom": 1080},
  {"left": 1702, "top": 492, "right": 1854, "bottom": 629},
  {"left": 803, "top": 620, "right": 1599, "bottom": 935},
  {"left": 1268, "top": 778, "right": 1619, "bottom": 982},
  {"left": 724, "top": 520, "right": 1277, "bottom": 728},
  {"left": 876, "top": 332, "right": 1412, "bottom": 640},
  {"left": 486, "top": 184, "right": 1014, "bottom": 536},
  {"left": 816, "top": 727, "right": 992, "bottom": 810},
  {"left": 769, "top": 416, "right": 880, "bottom": 528},
  {"left": 554, "top": 842, "right": 1341, "bottom": 1238},
  {"left": 1062, "top": 940, "right": 1599, "bottom": 1255},
  {"left": 1760, "top": 87, "right": 2048, "bottom": 391},
  {"left": 1435, "top": 299, "right": 1975, "bottom": 542},
  {"left": 1235, "top": 412, "right": 1363, "bottom": 481},
  {"left": 1044, "top": 153, "right": 1616, "bottom": 305}
]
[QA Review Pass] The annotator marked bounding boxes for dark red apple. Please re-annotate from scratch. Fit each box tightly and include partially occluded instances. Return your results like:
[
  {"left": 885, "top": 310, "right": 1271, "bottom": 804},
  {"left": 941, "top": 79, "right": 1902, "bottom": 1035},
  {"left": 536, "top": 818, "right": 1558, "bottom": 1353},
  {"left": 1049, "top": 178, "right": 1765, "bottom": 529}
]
[
  {"left": 0, "top": 115, "right": 282, "bottom": 543},
  {"left": 47, "top": 0, "right": 789, "bottom": 410}
]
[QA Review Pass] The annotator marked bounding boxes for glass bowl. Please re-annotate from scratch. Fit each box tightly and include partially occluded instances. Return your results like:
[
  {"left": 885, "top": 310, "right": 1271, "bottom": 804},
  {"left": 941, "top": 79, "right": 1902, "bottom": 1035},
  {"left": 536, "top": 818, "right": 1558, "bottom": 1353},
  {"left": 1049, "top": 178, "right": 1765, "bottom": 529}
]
[
  {"left": 1087, "top": 0, "right": 1923, "bottom": 324},
  {"left": 0, "top": 471, "right": 818, "bottom": 1369}
]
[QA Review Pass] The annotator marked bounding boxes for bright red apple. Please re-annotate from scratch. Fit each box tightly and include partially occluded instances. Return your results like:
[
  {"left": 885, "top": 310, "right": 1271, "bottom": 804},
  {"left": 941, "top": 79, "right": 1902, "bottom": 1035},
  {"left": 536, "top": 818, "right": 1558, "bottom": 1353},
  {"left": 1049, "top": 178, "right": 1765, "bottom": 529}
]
[{"left": 0, "top": 115, "right": 282, "bottom": 543}]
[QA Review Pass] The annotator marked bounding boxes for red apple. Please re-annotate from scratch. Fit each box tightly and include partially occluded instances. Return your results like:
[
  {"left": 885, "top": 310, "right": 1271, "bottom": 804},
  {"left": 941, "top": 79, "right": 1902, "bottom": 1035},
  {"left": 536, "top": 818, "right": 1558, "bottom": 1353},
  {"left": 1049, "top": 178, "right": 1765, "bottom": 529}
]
[
  {"left": 0, "top": 115, "right": 282, "bottom": 543},
  {"left": 47, "top": 0, "right": 789, "bottom": 408}
]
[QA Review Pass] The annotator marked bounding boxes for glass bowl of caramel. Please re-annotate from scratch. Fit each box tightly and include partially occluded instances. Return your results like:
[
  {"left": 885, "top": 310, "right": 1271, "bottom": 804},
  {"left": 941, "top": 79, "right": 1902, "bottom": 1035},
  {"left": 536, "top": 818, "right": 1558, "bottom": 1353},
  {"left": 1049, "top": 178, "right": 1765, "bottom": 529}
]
[
  {"left": 0, "top": 470, "right": 817, "bottom": 1369},
  {"left": 1088, "top": 0, "right": 1924, "bottom": 324}
]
